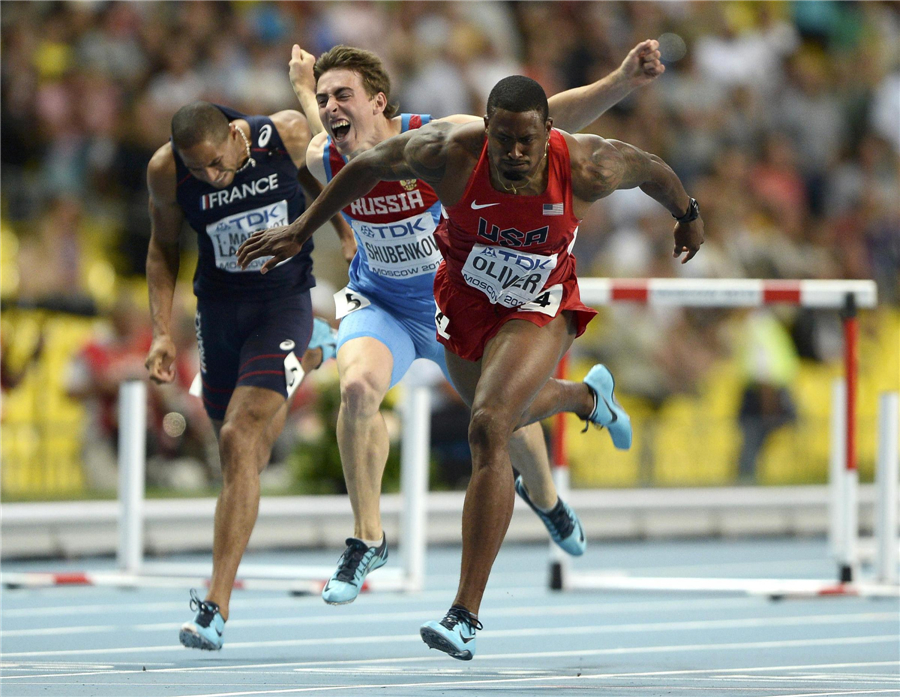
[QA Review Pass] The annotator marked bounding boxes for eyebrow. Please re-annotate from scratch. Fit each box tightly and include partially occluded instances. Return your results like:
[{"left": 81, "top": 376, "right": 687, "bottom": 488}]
[
  {"left": 317, "top": 86, "right": 353, "bottom": 100},
  {"left": 188, "top": 156, "right": 222, "bottom": 170}
]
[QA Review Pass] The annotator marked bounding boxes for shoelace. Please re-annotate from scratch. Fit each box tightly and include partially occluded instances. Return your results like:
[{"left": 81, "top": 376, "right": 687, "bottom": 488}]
[
  {"left": 334, "top": 539, "right": 372, "bottom": 582},
  {"left": 542, "top": 501, "right": 574, "bottom": 540},
  {"left": 440, "top": 606, "right": 484, "bottom": 632},
  {"left": 188, "top": 589, "right": 220, "bottom": 628}
]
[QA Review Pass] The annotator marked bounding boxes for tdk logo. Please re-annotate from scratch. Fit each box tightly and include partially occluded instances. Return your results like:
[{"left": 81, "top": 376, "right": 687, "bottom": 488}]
[{"left": 201, "top": 173, "right": 279, "bottom": 210}]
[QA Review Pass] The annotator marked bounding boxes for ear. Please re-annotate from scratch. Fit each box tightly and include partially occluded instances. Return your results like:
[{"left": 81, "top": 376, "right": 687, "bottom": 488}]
[
  {"left": 372, "top": 91, "right": 387, "bottom": 115},
  {"left": 483, "top": 115, "right": 490, "bottom": 131},
  {"left": 545, "top": 117, "right": 553, "bottom": 134}
]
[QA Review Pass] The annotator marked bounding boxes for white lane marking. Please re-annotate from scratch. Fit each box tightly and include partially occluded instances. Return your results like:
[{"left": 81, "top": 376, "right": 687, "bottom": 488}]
[
  {"left": 0, "top": 596, "right": 765, "bottom": 636},
  {"left": 4, "top": 659, "right": 897, "bottom": 685},
  {"left": 145, "top": 660, "right": 900, "bottom": 697},
  {"left": 2, "top": 610, "right": 894, "bottom": 650},
  {"left": 0, "top": 587, "right": 546, "bottom": 618},
  {"left": 2, "top": 630, "right": 895, "bottom": 661}
]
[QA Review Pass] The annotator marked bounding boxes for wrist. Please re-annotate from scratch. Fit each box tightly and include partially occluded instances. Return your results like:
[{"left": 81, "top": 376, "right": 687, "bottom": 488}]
[{"left": 673, "top": 197, "right": 699, "bottom": 224}]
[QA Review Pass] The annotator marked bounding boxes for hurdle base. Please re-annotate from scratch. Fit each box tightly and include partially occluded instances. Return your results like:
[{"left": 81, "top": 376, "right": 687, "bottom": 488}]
[{"left": 560, "top": 572, "right": 900, "bottom": 599}]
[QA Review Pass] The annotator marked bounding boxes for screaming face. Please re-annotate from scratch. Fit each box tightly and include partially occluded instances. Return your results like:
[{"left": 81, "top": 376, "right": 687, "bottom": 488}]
[{"left": 316, "top": 69, "right": 388, "bottom": 155}]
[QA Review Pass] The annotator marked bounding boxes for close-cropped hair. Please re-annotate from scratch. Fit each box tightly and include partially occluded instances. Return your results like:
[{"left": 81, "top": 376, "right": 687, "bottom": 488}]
[
  {"left": 171, "top": 102, "right": 230, "bottom": 151},
  {"left": 486, "top": 75, "right": 549, "bottom": 122},
  {"left": 314, "top": 45, "right": 399, "bottom": 119}
]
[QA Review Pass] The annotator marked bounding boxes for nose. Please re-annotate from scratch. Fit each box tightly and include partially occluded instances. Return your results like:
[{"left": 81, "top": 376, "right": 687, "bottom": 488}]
[{"left": 508, "top": 143, "right": 524, "bottom": 160}]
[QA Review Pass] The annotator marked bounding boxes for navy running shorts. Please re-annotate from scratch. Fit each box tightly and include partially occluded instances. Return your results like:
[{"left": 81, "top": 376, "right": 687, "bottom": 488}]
[{"left": 194, "top": 292, "right": 314, "bottom": 421}]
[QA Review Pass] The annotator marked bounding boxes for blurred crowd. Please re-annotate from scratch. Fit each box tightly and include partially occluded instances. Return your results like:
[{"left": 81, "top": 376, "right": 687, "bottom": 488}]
[{"left": 1, "top": 1, "right": 898, "bottom": 493}]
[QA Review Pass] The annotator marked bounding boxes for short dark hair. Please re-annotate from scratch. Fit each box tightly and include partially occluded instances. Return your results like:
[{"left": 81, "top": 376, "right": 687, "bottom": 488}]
[
  {"left": 171, "top": 101, "right": 230, "bottom": 151},
  {"left": 314, "top": 45, "right": 398, "bottom": 119},
  {"left": 486, "top": 76, "right": 549, "bottom": 122}
]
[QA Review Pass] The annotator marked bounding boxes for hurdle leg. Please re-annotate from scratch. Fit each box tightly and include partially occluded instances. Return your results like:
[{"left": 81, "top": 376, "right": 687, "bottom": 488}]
[
  {"left": 118, "top": 380, "right": 147, "bottom": 574},
  {"left": 875, "top": 391, "right": 899, "bottom": 585}
]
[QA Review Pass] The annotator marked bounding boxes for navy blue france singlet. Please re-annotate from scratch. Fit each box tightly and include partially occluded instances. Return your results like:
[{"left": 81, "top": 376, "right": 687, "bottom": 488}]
[{"left": 173, "top": 105, "right": 314, "bottom": 302}]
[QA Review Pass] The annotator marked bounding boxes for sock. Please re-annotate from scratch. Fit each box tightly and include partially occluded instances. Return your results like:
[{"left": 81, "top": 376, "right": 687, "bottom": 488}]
[
  {"left": 536, "top": 497, "right": 562, "bottom": 514},
  {"left": 359, "top": 535, "right": 384, "bottom": 549}
]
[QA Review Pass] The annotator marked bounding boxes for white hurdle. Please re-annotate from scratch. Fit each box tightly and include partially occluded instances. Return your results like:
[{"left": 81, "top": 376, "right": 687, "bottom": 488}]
[
  {"left": 118, "top": 379, "right": 146, "bottom": 574},
  {"left": 554, "top": 277, "right": 898, "bottom": 598},
  {"left": 7, "top": 374, "right": 431, "bottom": 593},
  {"left": 875, "top": 391, "right": 899, "bottom": 585}
]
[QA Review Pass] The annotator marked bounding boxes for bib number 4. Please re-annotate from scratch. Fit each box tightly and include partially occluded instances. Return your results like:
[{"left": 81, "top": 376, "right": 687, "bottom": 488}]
[{"left": 519, "top": 284, "right": 563, "bottom": 317}]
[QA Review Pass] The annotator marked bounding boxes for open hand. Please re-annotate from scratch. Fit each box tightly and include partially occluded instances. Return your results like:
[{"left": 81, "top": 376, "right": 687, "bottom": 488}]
[
  {"left": 237, "top": 225, "right": 302, "bottom": 273},
  {"left": 620, "top": 39, "right": 664, "bottom": 88},
  {"left": 673, "top": 218, "right": 704, "bottom": 264}
]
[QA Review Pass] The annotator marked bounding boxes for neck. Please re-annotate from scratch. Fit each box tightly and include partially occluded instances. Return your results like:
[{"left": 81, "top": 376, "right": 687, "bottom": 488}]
[
  {"left": 343, "top": 115, "right": 400, "bottom": 161},
  {"left": 491, "top": 154, "right": 547, "bottom": 196}
]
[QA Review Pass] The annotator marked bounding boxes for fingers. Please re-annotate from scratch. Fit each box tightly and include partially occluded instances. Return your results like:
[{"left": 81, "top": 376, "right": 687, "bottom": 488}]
[
  {"left": 260, "top": 254, "right": 284, "bottom": 275},
  {"left": 237, "top": 234, "right": 263, "bottom": 268}
]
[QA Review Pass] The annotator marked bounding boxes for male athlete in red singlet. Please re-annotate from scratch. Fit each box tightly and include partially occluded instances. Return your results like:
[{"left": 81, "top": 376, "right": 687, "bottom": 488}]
[
  {"left": 433, "top": 127, "right": 595, "bottom": 363},
  {"left": 238, "top": 75, "right": 704, "bottom": 660}
]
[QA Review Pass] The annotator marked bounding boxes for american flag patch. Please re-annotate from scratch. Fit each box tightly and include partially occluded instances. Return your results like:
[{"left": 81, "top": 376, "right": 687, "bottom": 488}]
[{"left": 543, "top": 203, "right": 564, "bottom": 216}]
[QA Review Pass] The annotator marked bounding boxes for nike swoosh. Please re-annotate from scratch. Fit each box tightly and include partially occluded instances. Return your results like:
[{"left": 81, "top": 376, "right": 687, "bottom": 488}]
[
  {"left": 461, "top": 634, "right": 475, "bottom": 643},
  {"left": 471, "top": 201, "right": 500, "bottom": 210}
]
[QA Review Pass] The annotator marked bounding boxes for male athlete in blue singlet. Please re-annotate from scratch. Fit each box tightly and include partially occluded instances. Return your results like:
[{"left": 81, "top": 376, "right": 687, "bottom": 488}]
[
  {"left": 242, "top": 42, "right": 663, "bottom": 605},
  {"left": 145, "top": 102, "right": 353, "bottom": 651}
]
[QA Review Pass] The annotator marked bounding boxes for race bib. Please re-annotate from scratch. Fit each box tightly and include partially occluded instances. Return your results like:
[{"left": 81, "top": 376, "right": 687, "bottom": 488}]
[
  {"left": 206, "top": 200, "right": 289, "bottom": 273},
  {"left": 334, "top": 286, "right": 372, "bottom": 320},
  {"left": 352, "top": 212, "right": 442, "bottom": 279},
  {"left": 461, "top": 243, "right": 558, "bottom": 308},
  {"left": 519, "top": 284, "right": 563, "bottom": 317},
  {"left": 284, "top": 351, "right": 304, "bottom": 399},
  {"left": 434, "top": 306, "right": 450, "bottom": 339}
]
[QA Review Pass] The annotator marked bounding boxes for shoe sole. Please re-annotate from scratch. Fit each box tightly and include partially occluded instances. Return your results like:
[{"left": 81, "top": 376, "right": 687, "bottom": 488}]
[
  {"left": 179, "top": 627, "right": 222, "bottom": 651},
  {"left": 586, "top": 366, "right": 632, "bottom": 450},
  {"left": 420, "top": 626, "right": 473, "bottom": 661}
]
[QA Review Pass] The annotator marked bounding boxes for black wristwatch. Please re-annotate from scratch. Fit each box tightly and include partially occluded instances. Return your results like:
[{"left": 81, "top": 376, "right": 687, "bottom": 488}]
[{"left": 673, "top": 197, "right": 699, "bottom": 224}]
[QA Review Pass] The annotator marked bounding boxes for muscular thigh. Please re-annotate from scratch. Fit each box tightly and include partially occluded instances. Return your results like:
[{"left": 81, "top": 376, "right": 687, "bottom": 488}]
[
  {"left": 472, "top": 312, "right": 576, "bottom": 421},
  {"left": 195, "top": 294, "right": 313, "bottom": 422},
  {"left": 337, "top": 302, "right": 416, "bottom": 389}
]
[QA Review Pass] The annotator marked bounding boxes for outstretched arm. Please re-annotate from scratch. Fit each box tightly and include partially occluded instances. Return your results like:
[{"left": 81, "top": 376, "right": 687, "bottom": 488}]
[
  {"left": 289, "top": 45, "right": 325, "bottom": 136},
  {"left": 237, "top": 122, "right": 453, "bottom": 273},
  {"left": 548, "top": 39, "right": 663, "bottom": 133},
  {"left": 437, "top": 40, "right": 664, "bottom": 130},
  {"left": 574, "top": 135, "right": 704, "bottom": 264}
]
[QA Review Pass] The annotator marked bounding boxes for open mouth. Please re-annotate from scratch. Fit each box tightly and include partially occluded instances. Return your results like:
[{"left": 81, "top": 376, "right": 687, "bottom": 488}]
[{"left": 331, "top": 119, "right": 351, "bottom": 142}]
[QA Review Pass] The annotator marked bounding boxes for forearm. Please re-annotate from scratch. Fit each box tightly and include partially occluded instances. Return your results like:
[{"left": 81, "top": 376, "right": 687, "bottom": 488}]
[
  {"left": 639, "top": 155, "right": 692, "bottom": 217},
  {"left": 290, "top": 158, "right": 380, "bottom": 247},
  {"left": 548, "top": 70, "right": 631, "bottom": 133},
  {"left": 146, "top": 240, "right": 180, "bottom": 338},
  {"left": 294, "top": 87, "right": 324, "bottom": 136}
]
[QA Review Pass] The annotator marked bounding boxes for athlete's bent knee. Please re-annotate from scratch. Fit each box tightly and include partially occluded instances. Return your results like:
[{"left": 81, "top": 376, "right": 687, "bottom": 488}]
[
  {"left": 468, "top": 407, "right": 514, "bottom": 459},
  {"left": 340, "top": 373, "right": 385, "bottom": 420}
]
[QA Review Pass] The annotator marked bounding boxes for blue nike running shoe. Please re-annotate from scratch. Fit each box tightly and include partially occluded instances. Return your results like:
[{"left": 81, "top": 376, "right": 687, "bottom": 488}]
[
  {"left": 515, "top": 475, "right": 586, "bottom": 556},
  {"left": 582, "top": 364, "right": 632, "bottom": 450},
  {"left": 420, "top": 605, "right": 483, "bottom": 661},
  {"left": 309, "top": 318, "right": 338, "bottom": 365},
  {"left": 179, "top": 589, "right": 225, "bottom": 651},
  {"left": 322, "top": 536, "right": 388, "bottom": 605}
]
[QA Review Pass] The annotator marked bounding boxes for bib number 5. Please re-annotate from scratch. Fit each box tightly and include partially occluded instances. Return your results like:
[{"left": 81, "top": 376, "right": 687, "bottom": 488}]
[{"left": 333, "top": 287, "right": 372, "bottom": 320}]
